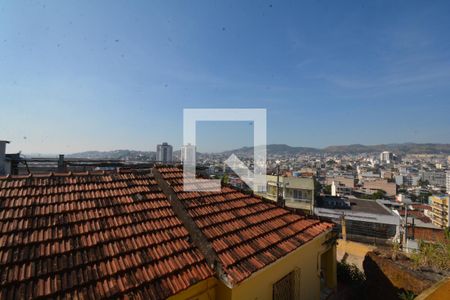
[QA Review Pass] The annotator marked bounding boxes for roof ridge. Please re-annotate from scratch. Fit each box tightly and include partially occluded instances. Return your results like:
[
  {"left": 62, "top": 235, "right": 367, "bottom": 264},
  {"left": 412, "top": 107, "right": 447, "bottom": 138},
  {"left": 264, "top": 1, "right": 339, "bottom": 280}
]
[
  {"left": 152, "top": 168, "right": 233, "bottom": 288},
  {"left": 0, "top": 169, "right": 156, "bottom": 181}
]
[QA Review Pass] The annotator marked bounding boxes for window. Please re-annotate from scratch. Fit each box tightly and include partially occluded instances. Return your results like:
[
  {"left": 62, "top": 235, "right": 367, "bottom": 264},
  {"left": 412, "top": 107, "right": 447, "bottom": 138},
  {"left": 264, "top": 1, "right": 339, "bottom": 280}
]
[
  {"left": 273, "top": 268, "right": 301, "bottom": 300},
  {"left": 293, "top": 189, "right": 310, "bottom": 201},
  {"left": 293, "top": 189, "right": 303, "bottom": 199}
]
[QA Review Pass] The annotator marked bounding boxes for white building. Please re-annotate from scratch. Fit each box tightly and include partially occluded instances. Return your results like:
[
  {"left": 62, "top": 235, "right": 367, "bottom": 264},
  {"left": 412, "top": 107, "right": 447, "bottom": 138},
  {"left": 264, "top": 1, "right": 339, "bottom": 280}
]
[
  {"left": 156, "top": 142, "right": 173, "bottom": 164},
  {"left": 331, "top": 181, "right": 353, "bottom": 197},
  {"left": 380, "top": 151, "right": 393, "bottom": 164},
  {"left": 181, "top": 143, "right": 196, "bottom": 165},
  {"left": 396, "top": 194, "right": 412, "bottom": 204}
]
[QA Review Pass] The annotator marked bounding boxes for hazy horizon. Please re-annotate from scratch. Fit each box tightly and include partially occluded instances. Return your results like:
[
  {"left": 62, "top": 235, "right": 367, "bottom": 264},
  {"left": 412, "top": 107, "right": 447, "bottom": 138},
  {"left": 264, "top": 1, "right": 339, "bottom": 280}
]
[
  {"left": 15, "top": 141, "right": 450, "bottom": 157},
  {"left": 2, "top": 1, "right": 450, "bottom": 153}
]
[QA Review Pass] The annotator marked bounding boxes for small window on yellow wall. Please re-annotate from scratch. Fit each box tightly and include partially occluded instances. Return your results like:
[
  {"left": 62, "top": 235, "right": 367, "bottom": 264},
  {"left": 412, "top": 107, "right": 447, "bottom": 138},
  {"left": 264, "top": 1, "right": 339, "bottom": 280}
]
[{"left": 273, "top": 268, "right": 301, "bottom": 300}]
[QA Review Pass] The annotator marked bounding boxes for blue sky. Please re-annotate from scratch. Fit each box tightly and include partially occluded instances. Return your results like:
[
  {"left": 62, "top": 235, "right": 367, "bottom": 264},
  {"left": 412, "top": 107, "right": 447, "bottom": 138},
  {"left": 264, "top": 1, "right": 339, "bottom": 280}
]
[{"left": 1, "top": 0, "right": 450, "bottom": 153}]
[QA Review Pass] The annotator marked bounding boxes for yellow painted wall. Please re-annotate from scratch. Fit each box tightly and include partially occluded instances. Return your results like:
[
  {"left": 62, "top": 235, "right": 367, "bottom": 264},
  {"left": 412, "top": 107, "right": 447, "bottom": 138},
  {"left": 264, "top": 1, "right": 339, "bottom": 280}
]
[
  {"left": 415, "top": 277, "right": 450, "bottom": 300},
  {"left": 217, "top": 231, "right": 336, "bottom": 300},
  {"left": 336, "top": 239, "right": 375, "bottom": 271},
  {"left": 168, "top": 277, "right": 217, "bottom": 300}
]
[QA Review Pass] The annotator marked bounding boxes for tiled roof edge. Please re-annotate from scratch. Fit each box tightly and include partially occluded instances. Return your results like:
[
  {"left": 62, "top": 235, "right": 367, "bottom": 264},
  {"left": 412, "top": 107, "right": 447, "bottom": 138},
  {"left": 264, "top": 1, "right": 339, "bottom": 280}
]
[{"left": 152, "top": 168, "right": 232, "bottom": 288}]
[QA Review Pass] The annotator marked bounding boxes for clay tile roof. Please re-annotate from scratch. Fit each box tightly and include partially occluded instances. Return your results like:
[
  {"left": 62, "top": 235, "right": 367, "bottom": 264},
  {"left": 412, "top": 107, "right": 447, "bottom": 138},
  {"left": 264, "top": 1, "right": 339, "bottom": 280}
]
[
  {"left": 0, "top": 171, "right": 213, "bottom": 299},
  {"left": 157, "top": 167, "right": 333, "bottom": 284}
]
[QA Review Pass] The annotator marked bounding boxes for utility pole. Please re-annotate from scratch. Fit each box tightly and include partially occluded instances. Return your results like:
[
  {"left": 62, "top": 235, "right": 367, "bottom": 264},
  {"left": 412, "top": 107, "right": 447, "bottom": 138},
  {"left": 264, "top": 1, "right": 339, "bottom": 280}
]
[
  {"left": 403, "top": 203, "right": 408, "bottom": 248},
  {"left": 341, "top": 214, "right": 347, "bottom": 241}
]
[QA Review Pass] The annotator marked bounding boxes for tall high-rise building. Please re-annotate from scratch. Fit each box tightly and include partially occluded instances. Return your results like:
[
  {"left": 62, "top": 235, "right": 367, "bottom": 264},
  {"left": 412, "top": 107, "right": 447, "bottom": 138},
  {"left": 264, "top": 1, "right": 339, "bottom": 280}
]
[
  {"left": 156, "top": 142, "right": 173, "bottom": 164},
  {"left": 0, "top": 140, "right": 10, "bottom": 176},
  {"left": 181, "top": 143, "right": 196, "bottom": 165},
  {"left": 380, "top": 151, "right": 393, "bottom": 164}
]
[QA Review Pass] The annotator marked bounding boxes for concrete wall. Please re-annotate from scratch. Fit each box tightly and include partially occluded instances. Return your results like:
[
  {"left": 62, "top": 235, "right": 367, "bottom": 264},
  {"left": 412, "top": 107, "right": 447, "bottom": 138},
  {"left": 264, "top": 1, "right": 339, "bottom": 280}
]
[
  {"left": 326, "top": 176, "right": 355, "bottom": 188},
  {"left": 363, "top": 179, "right": 397, "bottom": 197}
]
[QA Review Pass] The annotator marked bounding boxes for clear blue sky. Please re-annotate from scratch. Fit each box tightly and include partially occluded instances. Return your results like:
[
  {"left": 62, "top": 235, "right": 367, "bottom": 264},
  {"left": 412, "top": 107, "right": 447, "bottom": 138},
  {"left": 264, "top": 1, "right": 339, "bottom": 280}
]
[{"left": 1, "top": 0, "right": 450, "bottom": 153}]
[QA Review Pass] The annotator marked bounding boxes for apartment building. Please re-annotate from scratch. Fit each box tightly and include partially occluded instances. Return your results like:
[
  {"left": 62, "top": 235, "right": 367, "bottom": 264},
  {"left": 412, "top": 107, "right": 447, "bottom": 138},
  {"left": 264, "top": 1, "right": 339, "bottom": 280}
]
[
  {"left": 156, "top": 142, "right": 173, "bottom": 163},
  {"left": 428, "top": 195, "right": 450, "bottom": 228},
  {"left": 380, "top": 151, "right": 393, "bottom": 164},
  {"left": 420, "top": 170, "right": 446, "bottom": 187},
  {"left": 264, "top": 175, "right": 315, "bottom": 212}
]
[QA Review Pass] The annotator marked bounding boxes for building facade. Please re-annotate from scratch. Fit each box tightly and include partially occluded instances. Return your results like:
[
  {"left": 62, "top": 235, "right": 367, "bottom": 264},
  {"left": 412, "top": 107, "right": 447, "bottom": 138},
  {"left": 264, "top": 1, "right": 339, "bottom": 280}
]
[
  {"left": 325, "top": 175, "right": 355, "bottom": 188},
  {"left": 363, "top": 179, "right": 397, "bottom": 197},
  {"left": 156, "top": 142, "right": 173, "bottom": 163},
  {"left": 420, "top": 171, "right": 446, "bottom": 187},
  {"left": 447, "top": 170, "right": 450, "bottom": 194},
  {"left": 180, "top": 143, "right": 196, "bottom": 165},
  {"left": 264, "top": 175, "right": 315, "bottom": 212},
  {"left": 428, "top": 195, "right": 450, "bottom": 228},
  {"left": 380, "top": 151, "right": 393, "bottom": 164},
  {"left": 331, "top": 181, "right": 353, "bottom": 197}
]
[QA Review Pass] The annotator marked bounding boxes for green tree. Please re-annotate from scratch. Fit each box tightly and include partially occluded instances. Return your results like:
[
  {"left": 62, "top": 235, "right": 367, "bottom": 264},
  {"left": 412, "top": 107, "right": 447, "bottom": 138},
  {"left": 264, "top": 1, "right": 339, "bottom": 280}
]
[
  {"left": 221, "top": 174, "right": 229, "bottom": 185},
  {"left": 323, "top": 184, "right": 331, "bottom": 195},
  {"left": 314, "top": 178, "right": 322, "bottom": 198},
  {"left": 418, "top": 191, "right": 431, "bottom": 203},
  {"left": 326, "top": 159, "right": 336, "bottom": 166},
  {"left": 371, "top": 190, "right": 386, "bottom": 200},
  {"left": 411, "top": 231, "right": 450, "bottom": 272},
  {"left": 418, "top": 179, "right": 429, "bottom": 187}
]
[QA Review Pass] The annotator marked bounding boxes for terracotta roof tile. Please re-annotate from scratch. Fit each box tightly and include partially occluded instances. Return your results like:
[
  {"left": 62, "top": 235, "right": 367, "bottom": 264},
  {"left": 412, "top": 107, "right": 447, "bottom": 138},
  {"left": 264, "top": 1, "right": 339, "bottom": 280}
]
[
  {"left": 0, "top": 171, "right": 213, "bottom": 299},
  {"left": 157, "top": 167, "right": 333, "bottom": 284}
]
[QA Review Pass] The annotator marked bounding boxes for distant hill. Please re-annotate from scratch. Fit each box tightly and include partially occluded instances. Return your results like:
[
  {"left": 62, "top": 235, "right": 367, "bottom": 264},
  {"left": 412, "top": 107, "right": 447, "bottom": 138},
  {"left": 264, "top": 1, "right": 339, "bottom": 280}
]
[
  {"left": 62, "top": 143, "right": 450, "bottom": 160},
  {"left": 66, "top": 150, "right": 155, "bottom": 161},
  {"left": 223, "top": 143, "right": 450, "bottom": 155},
  {"left": 321, "top": 143, "right": 450, "bottom": 154},
  {"left": 220, "top": 144, "right": 320, "bottom": 156}
]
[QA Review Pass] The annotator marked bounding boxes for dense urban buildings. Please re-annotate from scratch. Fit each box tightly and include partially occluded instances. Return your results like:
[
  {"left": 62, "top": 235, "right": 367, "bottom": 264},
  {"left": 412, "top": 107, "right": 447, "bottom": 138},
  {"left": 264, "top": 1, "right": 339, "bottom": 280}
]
[{"left": 1, "top": 139, "right": 450, "bottom": 299}]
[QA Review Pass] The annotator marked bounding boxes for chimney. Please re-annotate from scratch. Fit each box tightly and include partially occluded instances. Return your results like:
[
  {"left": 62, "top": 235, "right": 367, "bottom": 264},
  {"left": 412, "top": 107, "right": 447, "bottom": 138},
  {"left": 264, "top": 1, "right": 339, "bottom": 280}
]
[
  {"left": 0, "top": 140, "right": 10, "bottom": 176},
  {"left": 57, "top": 154, "right": 66, "bottom": 172}
]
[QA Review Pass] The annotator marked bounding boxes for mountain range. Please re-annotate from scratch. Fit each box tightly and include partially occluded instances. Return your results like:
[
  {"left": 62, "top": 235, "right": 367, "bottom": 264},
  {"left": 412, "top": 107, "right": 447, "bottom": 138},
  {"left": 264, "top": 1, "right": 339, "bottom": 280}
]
[{"left": 63, "top": 143, "right": 450, "bottom": 160}]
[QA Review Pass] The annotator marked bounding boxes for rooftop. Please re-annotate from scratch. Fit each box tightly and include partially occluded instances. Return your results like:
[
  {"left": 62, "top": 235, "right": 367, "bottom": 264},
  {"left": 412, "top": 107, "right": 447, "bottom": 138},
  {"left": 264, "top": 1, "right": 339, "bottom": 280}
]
[
  {"left": 0, "top": 168, "right": 333, "bottom": 298},
  {"left": 0, "top": 170, "right": 213, "bottom": 299},
  {"left": 157, "top": 167, "right": 332, "bottom": 284},
  {"left": 347, "top": 198, "right": 392, "bottom": 215}
]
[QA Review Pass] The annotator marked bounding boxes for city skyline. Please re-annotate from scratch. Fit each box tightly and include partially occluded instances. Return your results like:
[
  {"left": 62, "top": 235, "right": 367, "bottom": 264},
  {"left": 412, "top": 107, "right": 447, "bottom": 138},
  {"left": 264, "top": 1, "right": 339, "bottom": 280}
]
[
  {"left": 2, "top": 1, "right": 450, "bottom": 153},
  {"left": 0, "top": 2, "right": 449, "bottom": 299}
]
